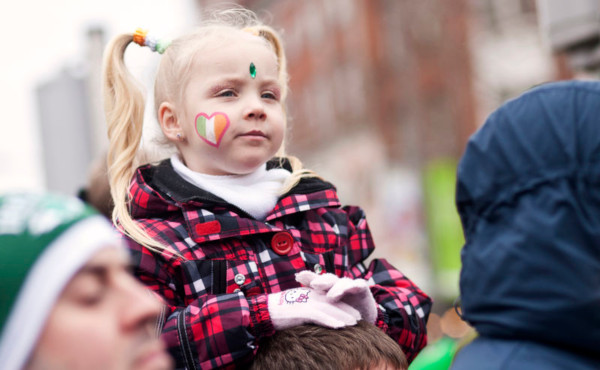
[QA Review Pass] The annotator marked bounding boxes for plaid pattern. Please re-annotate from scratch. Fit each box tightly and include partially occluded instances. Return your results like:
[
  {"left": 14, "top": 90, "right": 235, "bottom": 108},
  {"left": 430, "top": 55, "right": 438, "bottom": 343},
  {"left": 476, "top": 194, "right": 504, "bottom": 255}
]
[{"left": 124, "top": 159, "right": 432, "bottom": 369}]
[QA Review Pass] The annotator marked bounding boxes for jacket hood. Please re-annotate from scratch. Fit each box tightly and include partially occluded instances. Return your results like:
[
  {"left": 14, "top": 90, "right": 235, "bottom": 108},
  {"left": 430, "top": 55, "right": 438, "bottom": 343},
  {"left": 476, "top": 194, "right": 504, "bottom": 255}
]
[{"left": 456, "top": 80, "right": 600, "bottom": 355}]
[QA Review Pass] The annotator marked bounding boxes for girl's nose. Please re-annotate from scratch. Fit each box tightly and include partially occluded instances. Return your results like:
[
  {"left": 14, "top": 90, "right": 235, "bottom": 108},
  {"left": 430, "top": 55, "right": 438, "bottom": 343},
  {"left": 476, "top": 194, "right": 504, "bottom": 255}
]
[
  {"left": 243, "top": 96, "right": 267, "bottom": 121},
  {"left": 246, "top": 108, "right": 266, "bottom": 120}
]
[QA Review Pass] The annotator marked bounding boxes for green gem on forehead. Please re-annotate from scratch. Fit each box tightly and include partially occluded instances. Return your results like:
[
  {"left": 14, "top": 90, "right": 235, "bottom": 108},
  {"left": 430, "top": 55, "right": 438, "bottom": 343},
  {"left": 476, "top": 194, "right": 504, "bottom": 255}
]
[{"left": 249, "top": 62, "right": 256, "bottom": 79}]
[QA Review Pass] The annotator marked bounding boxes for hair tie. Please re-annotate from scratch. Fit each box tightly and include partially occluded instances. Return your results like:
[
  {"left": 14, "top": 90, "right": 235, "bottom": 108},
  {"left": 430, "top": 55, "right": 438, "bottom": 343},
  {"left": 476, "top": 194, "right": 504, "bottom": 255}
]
[{"left": 133, "top": 28, "right": 171, "bottom": 54}]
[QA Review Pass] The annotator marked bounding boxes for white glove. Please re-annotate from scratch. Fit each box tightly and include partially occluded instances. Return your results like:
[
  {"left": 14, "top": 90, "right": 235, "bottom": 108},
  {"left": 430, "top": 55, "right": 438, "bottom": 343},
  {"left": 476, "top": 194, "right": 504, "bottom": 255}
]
[
  {"left": 268, "top": 287, "right": 360, "bottom": 330},
  {"left": 296, "top": 271, "right": 378, "bottom": 324},
  {"left": 296, "top": 270, "right": 339, "bottom": 290}
]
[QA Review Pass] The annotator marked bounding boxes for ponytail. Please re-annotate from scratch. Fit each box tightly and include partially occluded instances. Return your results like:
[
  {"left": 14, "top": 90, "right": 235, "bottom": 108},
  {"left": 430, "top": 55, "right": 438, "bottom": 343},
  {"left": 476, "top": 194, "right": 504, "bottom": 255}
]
[{"left": 102, "top": 34, "right": 169, "bottom": 254}]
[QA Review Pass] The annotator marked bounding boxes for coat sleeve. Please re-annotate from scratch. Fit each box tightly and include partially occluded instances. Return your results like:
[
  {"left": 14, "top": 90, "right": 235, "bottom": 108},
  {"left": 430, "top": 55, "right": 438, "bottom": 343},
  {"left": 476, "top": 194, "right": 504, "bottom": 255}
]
[
  {"left": 125, "top": 237, "right": 275, "bottom": 370},
  {"left": 341, "top": 205, "right": 432, "bottom": 362}
]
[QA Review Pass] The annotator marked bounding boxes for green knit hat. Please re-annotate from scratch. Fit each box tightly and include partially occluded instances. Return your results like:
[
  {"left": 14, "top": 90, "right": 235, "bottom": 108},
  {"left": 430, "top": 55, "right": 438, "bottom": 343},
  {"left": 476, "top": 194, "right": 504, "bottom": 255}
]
[{"left": 0, "top": 192, "right": 123, "bottom": 370}]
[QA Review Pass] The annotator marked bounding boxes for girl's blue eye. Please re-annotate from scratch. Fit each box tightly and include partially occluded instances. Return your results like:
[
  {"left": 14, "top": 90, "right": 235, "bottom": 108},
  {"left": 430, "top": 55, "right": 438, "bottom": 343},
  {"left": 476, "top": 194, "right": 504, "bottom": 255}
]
[
  {"left": 262, "top": 92, "right": 278, "bottom": 100},
  {"left": 218, "top": 90, "right": 235, "bottom": 97}
]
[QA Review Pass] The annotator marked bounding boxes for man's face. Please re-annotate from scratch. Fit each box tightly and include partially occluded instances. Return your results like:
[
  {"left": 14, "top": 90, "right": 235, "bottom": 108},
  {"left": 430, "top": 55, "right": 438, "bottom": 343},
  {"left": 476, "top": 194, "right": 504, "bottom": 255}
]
[{"left": 26, "top": 247, "right": 173, "bottom": 370}]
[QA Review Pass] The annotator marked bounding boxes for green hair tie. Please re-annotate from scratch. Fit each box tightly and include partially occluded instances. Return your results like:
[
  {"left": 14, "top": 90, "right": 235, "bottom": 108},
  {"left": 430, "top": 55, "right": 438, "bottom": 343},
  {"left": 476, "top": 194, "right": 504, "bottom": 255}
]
[{"left": 156, "top": 39, "right": 171, "bottom": 54}]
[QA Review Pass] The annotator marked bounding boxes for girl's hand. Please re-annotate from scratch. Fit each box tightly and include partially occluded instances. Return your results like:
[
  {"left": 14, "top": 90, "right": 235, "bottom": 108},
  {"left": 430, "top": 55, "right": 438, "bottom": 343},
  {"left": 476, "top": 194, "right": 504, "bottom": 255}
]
[
  {"left": 295, "top": 271, "right": 377, "bottom": 324},
  {"left": 296, "top": 270, "right": 339, "bottom": 291},
  {"left": 267, "top": 287, "right": 360, "bottom": 330}
]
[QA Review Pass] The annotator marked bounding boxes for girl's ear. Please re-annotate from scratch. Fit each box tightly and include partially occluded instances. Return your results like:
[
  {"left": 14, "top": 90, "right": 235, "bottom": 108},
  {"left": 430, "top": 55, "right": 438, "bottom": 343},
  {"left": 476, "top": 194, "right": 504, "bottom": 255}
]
[{"left": 158, "top": 102, "right": 181, "bottom": 142}]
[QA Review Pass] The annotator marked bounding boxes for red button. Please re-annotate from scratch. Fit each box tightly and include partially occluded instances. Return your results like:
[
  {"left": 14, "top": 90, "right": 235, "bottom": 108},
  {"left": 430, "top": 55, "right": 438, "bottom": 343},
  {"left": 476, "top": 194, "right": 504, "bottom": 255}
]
[{"left": 271, "top": 232, "right": 294, "bottom": 255}]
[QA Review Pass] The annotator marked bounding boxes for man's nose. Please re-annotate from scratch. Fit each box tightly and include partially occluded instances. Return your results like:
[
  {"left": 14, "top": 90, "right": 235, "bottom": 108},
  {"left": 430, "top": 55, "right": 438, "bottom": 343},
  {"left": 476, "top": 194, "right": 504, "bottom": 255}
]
[{"left": 119, "top": 274, "right": 162, "bottom": 332}]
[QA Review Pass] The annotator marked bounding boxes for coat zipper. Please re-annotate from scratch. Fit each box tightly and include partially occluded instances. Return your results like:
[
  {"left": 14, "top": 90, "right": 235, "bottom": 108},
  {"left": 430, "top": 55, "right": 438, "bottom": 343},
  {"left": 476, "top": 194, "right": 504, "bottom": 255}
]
[{"left": 177, "top": 311, "right": 197, "bottom": 370}]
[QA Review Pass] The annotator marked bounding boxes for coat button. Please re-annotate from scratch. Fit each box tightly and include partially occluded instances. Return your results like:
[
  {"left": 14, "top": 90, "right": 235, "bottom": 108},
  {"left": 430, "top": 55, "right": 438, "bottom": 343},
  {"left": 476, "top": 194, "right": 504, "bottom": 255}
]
[
  {"left": 234, "top": 273, "right": 246, "bottom": 286},
  {"left": 314, "top": 264, "right": 323, "bottom": 274},
  {"left": 271, "top": 231, "right": 294, "bottom": 255}
]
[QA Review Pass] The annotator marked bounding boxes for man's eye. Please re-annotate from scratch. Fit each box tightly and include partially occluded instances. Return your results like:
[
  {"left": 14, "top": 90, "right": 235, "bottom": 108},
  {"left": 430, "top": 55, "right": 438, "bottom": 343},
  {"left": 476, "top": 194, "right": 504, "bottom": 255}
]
[
  {"left": 68, "top": 277, "right": 107, "bottom": 307},
  {"left": 78, "top": 292, "right": 104, "bottom": 306},
  {"left": 72, "top": 283, "right": 106, "bottom": 306}
]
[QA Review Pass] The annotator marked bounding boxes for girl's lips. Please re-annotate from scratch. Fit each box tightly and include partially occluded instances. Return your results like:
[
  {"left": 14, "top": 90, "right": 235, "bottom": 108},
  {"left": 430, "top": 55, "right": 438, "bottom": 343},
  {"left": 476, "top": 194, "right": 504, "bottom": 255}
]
[{"left": 239, "top": 130, "right": 267, "bottom": 138}]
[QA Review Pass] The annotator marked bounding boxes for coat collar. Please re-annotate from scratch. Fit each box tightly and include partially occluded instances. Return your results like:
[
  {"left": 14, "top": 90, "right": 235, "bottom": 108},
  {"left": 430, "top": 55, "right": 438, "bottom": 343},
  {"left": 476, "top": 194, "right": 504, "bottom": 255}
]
[{"left": 130, "top": 158, "right": 339, "bottom": 243}]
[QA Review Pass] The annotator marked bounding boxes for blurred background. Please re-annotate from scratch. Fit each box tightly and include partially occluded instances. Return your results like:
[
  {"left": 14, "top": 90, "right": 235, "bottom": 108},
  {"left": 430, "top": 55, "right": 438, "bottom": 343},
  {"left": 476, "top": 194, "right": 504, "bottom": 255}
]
[{"left": 2, "top": 0, "right": 599, "bottom": 367}]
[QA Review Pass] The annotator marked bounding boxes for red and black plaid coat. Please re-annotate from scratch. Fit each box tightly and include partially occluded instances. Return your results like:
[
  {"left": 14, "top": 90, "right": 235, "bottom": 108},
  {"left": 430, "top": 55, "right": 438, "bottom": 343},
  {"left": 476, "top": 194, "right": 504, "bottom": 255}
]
[{"left": 124, "top": 158, "right": 432, "bottom": 369}]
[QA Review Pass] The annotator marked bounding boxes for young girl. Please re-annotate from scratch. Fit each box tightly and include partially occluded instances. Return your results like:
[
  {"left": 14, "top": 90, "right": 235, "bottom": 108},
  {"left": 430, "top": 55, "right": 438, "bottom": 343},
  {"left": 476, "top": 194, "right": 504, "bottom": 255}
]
[{"left": 103, "top": 9, "right": 431, "bottom": 369}]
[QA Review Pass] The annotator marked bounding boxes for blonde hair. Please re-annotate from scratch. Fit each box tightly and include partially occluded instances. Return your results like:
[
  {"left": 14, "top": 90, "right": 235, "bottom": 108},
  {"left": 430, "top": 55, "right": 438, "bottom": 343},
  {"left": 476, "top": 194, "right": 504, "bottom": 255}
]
[{"left": 103, "top": 9, "right": 317, "bottom": 254}]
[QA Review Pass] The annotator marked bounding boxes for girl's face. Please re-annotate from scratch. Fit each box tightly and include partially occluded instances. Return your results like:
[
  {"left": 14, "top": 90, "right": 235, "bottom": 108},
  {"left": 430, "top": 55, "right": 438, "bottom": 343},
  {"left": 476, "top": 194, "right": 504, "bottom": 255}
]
[{"left": 169, "top": 34, "right": 285, "bottom": 175}]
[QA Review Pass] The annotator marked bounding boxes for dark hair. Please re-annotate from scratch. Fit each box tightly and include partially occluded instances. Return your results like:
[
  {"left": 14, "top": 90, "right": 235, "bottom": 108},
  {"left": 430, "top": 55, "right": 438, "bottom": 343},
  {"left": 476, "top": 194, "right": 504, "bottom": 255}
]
[
  {"left": 77, "top": 154, "right": 113, "bottom": 219},
  {"left": 250, "top": 321, "right": 408, "bottom": 370}
]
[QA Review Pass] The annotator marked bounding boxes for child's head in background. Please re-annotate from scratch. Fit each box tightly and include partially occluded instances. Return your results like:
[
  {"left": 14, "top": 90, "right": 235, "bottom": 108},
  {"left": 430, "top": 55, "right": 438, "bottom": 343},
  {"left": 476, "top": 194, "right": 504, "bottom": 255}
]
[{"left": 250, "top": 321, "right": 408, "bottom": 370}]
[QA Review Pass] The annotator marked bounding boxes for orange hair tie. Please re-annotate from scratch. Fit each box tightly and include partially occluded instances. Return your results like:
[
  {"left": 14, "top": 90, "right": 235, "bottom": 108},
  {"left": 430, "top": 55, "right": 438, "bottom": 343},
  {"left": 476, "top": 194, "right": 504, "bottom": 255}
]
[{"left": 133, "top": 28, "right": 148, "bottom": 46}]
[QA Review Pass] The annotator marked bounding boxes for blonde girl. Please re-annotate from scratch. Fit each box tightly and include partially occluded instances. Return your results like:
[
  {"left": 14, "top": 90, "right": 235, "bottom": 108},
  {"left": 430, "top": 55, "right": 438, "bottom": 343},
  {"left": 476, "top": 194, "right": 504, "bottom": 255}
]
[{"left": 103, "top": 8, "right": 431, "bottom": 369}]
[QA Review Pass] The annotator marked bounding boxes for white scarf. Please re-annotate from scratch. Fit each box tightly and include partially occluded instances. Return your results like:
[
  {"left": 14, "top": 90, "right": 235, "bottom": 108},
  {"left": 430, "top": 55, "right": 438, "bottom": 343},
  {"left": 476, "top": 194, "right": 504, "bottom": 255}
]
[{"left": 171, "top": 155, "right": 291, "bottom": 220}]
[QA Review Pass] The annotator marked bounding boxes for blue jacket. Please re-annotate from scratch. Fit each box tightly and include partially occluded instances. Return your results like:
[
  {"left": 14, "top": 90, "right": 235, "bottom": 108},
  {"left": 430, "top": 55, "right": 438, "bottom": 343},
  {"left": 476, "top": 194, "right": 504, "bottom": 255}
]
[{"left": 451, "top": 81, "right": 600, "bottom": 369}]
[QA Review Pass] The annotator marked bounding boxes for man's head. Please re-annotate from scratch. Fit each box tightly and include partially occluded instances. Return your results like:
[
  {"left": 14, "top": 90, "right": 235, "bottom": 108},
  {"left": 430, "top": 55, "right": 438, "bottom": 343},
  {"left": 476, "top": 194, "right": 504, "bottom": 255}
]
[
  {"left": 0, "top": 192, "right": 172, "bottom": 370},
  {"left": 251, "top": 321, "right": 408, "bottom": 370}
]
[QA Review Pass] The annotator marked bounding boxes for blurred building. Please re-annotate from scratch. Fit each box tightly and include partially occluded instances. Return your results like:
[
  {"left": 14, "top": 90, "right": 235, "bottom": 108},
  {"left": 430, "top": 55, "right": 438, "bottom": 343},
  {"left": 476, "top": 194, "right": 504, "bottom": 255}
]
[
  {"left": 469, "top": 0, "right": 573, "bottom": 125},
  {"left": 36, "top": 68, "right": 94, "bottom": 196},
  {"left": 35, "top": 29, "right": 107, "bottom": 197},
  {"left": 537, "top": 0, "right": 600, "bottom": 72},
  {"left": 224, "top": 0, "right": 476, "bottom": 164}
]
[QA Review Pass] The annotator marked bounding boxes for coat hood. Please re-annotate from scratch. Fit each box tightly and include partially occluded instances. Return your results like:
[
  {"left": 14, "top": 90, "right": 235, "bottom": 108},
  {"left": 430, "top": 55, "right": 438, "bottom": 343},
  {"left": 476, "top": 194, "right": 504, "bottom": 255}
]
[{"left": 456, "top": 80, "right": 600, "bottom": 355}]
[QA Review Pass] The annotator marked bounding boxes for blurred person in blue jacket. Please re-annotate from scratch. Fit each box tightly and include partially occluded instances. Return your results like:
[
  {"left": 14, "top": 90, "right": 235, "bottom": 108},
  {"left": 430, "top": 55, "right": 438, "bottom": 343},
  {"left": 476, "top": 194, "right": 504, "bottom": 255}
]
[{"left": 451, "top": 80, "right": 600, "bottom": 369}]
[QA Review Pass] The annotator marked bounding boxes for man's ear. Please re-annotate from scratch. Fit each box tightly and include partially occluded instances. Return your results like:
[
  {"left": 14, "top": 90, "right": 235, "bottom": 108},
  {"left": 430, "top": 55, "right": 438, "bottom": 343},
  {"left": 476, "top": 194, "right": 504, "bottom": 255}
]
[{"left": 158, "top": 102, "right": 182, "bottom": 142}]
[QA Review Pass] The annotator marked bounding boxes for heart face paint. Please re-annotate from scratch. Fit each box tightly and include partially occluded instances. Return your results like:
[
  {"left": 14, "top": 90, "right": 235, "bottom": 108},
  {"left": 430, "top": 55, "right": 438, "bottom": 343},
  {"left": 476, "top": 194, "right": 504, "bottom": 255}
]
[{"left": 195, "top": 112, "right": 230, "bottom": 147}]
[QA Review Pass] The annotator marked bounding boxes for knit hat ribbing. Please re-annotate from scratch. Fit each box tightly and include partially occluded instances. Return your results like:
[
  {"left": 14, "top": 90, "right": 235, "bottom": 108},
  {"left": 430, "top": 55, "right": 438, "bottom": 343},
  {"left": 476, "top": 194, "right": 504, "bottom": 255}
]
[{"left": 0, "top": 192, "right": 123, "bottom": 370}]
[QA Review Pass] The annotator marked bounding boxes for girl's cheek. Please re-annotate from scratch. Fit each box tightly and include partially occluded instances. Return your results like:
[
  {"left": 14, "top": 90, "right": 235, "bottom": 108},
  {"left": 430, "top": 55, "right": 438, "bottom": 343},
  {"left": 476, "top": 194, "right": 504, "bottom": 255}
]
[{"left": 194, "top": 112, "right": 230, "bottom": 148}]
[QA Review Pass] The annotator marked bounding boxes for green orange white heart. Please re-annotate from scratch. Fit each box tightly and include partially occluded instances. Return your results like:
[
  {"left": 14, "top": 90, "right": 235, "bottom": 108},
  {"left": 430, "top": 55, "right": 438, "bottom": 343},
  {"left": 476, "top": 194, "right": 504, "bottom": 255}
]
[{"left": 195, "top": 112, "right": 230, "bottom": 147}]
